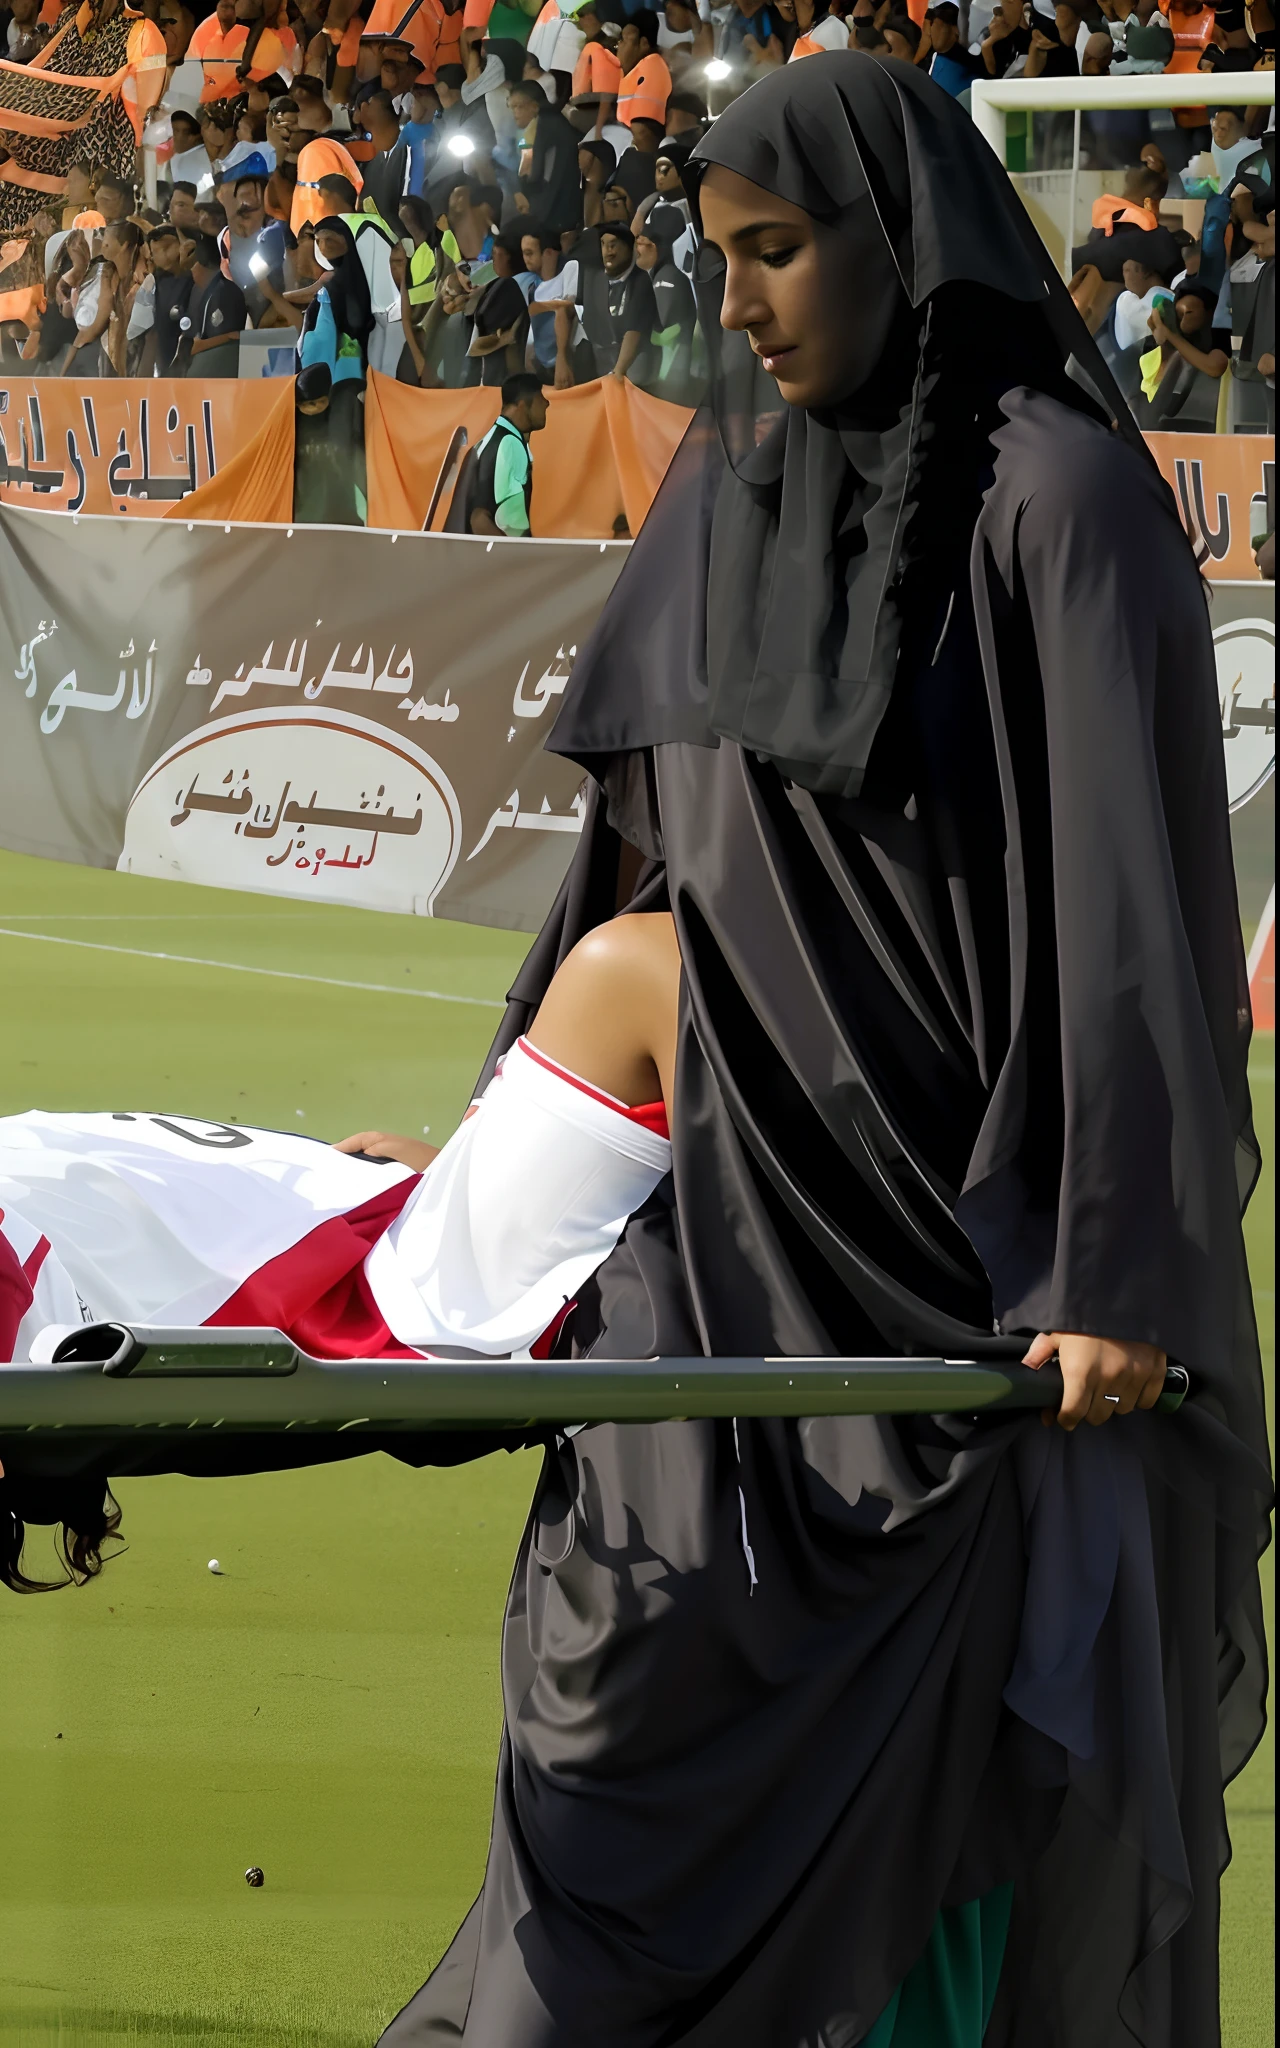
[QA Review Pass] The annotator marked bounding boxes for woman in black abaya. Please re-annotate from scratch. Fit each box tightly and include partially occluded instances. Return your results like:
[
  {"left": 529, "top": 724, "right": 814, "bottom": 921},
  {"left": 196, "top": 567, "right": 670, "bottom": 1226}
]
[
  {"left": 376, "top": 54, "right": 1269, "bottom": 2048},
  {"left": 3, "top": 51, "right": 1264, "bottom": 2048}
]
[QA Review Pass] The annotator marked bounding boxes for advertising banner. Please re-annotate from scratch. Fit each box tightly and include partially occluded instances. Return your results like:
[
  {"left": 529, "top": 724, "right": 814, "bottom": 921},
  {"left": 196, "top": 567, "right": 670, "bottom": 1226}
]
[
  {"left": 0, "top": 506, "right": 1271, "bottom": 942},
  {"left": 1146, "top": 432, "right": 1273, "bottom": 583},
  {"left": 0, "top": 504, "right": 625, "bottom": 934},
  {"left": 362, "top": 371, "right": 691, "bottom": 538},
  {"left": 0, "top": 378, "right": 287, "bottom": 519},
  {"left": 3, "top": 373, "right": 1267, "bottom": 565}
]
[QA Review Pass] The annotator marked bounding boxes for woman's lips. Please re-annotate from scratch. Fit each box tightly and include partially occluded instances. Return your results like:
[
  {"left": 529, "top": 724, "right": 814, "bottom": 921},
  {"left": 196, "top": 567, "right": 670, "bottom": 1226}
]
[{"left": 756, "top": 344, "right": 796, "bottom": 374}]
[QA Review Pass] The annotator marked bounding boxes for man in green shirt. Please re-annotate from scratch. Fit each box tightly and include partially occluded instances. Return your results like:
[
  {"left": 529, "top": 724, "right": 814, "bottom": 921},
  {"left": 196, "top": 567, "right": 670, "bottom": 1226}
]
[{"left": 460, "top": 372, "right": 550, "bottom": 537}]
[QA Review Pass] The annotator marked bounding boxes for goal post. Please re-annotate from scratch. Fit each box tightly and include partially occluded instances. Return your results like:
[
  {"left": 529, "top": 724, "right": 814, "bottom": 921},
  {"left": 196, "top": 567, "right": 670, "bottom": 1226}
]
[
  {"left": 970, "top": 71, "right": 1275, "bottom": 162},
  {"left": 970, "top": 73, "right": 1275, "bottom": 278}
]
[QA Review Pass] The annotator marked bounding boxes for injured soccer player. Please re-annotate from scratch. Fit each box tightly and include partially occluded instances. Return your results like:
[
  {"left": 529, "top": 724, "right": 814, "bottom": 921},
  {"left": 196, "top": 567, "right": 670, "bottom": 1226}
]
[{"left": 0, "top": 913, "right": 681, "bottom": 1372}]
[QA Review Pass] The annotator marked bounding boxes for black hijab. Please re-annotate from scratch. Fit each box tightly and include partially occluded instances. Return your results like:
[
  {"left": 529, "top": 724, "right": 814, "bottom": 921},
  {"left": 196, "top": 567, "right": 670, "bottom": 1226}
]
[
  {"left": 465, "top": 63, "right": 1267, "bottom": 2041},
  {"left": 315, "top": 215, "right": 375, "bottom": 353},
  {"left": 550, "top": 54, "right": 1149, "bottom": 798},
  {"left": 482, "top": 34, "right": 528, "bottom": 84}
]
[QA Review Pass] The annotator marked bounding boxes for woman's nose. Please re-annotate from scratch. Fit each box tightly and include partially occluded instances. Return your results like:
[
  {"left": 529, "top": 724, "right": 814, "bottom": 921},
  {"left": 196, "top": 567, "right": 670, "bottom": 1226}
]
[{"left": 719, "top": 264, "right": 770, "bottom": 335}]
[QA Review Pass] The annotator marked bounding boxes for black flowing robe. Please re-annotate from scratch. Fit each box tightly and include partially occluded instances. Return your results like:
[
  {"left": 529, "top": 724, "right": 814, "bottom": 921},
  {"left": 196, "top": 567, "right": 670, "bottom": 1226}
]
[
  {"left": 2, "top": 392, "right": 1266, "bottom": 2048},
  {"left": 377, "top": 389, "right": 1269, "bottom": 2047}
]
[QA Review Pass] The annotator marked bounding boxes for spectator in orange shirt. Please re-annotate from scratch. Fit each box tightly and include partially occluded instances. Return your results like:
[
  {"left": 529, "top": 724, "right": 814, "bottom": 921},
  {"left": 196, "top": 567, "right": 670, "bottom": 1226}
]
[
  {"left": 229, "top": 0, "right": 295, "bottom": 86},
  {"left": 291, "top": 130, "right": 364, "bottom": 232},
  {"left": 187, "top": 0, "right": 245, "bottom": 100},
  {"left": 362, "top": 0, "right": 461, "bottom": 82},
  {"left": 184, "top": 0, "right": 290, "bottom": 99},
  {"left": 568, "top": 6, "right": 623, "bottom": 133},
  {"left": 616, "top": 10, "right": 672, "bottom": 128}
]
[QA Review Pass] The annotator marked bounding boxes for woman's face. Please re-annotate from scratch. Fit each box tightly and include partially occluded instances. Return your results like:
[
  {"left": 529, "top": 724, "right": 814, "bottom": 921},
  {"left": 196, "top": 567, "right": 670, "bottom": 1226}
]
[
  {"left": 602, "top": 185, "right": 631, "bottom": 222},
  {"left": 316, "top": 225, "right": 347, "bottom": 268},
  {"left": 1176, "top": 295, "right": 1208, "bottom": 336},
  {"left": 635, "top": 231, "right": 659, "bottom": 270},
  {"left": 697, "top": 162, "right": 908, "bottom": 410},
  {"left": 654, "top": 155, "right": 684, "bottom": 193},
  {"left": 521, "top": 232, "right": 543, "bottom": 269}
]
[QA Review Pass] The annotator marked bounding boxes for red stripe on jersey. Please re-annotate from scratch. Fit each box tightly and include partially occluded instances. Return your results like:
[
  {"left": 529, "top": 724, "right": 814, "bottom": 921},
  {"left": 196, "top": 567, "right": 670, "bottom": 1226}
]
[
  {"left": 21, "top": 1234, "right": 52, "bottom": 1288},
  {"left": 516, "top": 1038, "right": 670, "bottom": 1140},
  {"left": 0, "top": 1224, "right": 35, "bottom": 1362},
  {"left": 207, "top": 1176, "right": 422, "bottom": 1358},
  {"left": 531, "top": 1300, "right": 574, "bottom": 1358},
  {"left": 623, "top": 1100, "right": 670, "bottom": 1138}
]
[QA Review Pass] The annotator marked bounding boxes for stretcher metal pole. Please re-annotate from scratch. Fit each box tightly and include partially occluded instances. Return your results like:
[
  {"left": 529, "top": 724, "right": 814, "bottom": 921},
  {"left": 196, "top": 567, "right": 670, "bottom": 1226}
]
[{"left": 0, "top": 1324, "right": 1190, "bottom": 1439}]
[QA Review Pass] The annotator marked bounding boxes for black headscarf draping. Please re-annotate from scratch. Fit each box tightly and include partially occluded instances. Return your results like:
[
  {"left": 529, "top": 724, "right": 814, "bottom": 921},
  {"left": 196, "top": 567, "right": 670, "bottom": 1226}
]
[
  {"left": 315, "top": 215, "right": 375, "bottom": 353},
  {"left": 550, "top": 53, "right": 1157, "bottom": 799},
  {"left": 384, "top": 57, "right": 1267, "bottom": 2048},
  {"left": 482, "top": 34, "right": 528, "bottom": 84}
]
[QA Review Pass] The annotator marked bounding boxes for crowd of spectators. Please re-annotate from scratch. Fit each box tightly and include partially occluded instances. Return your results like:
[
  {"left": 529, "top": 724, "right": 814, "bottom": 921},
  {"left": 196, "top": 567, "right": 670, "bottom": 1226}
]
[
  {"left": 1065, "top": 102, "right": 1273, "bottom": 428},
  {"left": 0, "top": 0, "right": 1272, "bottom": 504},
  {"left": 0, "top": 0, "right": 725, "bottom": 402}
]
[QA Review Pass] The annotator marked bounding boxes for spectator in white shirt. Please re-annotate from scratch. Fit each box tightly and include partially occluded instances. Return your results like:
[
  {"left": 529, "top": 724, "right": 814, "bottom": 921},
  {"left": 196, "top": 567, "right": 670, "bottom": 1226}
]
[
  {"left": 4, "top": 0, "right": 42, "bottom": 60},
  {"left": 166, "top": 107, "right": 216, "bottom": 196},
  {"left": 1114, "top": 250, "right": 1176, "bottom": 349}
]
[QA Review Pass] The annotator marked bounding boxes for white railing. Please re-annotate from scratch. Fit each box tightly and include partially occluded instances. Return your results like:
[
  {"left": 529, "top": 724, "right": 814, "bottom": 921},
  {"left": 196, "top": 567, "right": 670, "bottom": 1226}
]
[
  {"left": 971, "top": 69, "right": 1275, "bottom": 157},
  {"left": 971, "top": 72, "right": 1275, "bottom": 278}
]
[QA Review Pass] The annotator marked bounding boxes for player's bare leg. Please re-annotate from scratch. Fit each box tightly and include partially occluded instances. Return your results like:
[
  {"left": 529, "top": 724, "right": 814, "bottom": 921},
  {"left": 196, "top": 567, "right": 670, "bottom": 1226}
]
[{"left": 335, "top": 913, "right": 680, "bottom": 1169}]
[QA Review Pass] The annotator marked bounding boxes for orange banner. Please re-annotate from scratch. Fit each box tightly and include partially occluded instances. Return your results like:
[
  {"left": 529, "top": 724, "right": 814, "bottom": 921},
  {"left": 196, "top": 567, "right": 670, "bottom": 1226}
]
[
  {"left": 363, "top": 371, "right": 693, "bottom": 539},
  {"left": 162, "top": 377, "right": 295, "bottom": 526},
  {"left": 1147, "top": 432, "right": 1272, "bottom": 582},
  {"left": 0, "top": 379, "right": 287, "bottom": 518},
  {"left": 1, "top": 373, "right": 1266, "bottom": 565}
]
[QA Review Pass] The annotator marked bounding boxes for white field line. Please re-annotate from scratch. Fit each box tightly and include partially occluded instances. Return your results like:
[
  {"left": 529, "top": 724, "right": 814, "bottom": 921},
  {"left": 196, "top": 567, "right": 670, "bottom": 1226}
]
[
  {"left": 0, "top": 911, "right": 351, "bottom": 920},
  {"left": 0, "top": 926, "right": 504, "bottom": 1009}
]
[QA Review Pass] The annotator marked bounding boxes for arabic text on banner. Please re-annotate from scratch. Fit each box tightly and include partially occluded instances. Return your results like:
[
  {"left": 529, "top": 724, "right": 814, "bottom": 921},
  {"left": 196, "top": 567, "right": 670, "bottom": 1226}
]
[
  {"left": 0, "top": 380, "right": 285, "bottom": 519},
  {"left": 0, "top": 505, "right": 626, "bottom": 933}
]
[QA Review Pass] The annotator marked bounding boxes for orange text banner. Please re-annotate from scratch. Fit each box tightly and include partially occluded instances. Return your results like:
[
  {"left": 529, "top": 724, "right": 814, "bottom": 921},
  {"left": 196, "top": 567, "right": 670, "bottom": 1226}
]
[
  {"left": 0, "top": 378, "right": 288, "bottom": 519},
  {"left": 1147, "top": 431, "right": 1272, "bottom": 582},
  {"left": 364, "top": 371, "right": 693, "bottom": 539}
]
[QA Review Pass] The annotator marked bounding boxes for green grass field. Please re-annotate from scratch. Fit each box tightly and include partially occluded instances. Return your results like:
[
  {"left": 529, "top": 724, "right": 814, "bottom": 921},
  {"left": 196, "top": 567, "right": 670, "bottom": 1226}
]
[{"left": 0, "top": 848, "right": 1272, "bottom": 2048}]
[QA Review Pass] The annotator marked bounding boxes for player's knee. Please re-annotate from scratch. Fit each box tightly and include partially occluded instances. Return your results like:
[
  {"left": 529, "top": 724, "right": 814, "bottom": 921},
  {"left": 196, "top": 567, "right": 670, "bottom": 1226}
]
[
  {"left": 530, "top": 913, "right": 678, "bottom": 1093},
  {"left": 563, "top": 913, "right": 676, "bottom": 1010}
]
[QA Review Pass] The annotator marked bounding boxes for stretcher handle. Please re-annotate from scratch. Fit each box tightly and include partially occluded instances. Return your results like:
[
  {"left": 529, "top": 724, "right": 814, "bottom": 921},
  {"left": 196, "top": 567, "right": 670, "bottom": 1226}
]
[{"left": 0, "top": 1323, "right": 1193, "bottom": 1433}]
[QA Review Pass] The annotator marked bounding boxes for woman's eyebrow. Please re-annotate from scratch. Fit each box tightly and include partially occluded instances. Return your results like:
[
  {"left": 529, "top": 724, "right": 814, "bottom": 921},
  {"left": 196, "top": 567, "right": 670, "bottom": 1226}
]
[{"left": 731, "top": 218, "right": 804, "bottom": 242}]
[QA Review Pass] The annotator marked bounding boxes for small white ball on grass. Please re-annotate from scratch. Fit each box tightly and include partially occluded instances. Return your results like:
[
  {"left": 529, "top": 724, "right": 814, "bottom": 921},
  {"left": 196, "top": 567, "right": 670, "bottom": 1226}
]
[{"left": 208, "top": 1559, "right": 223, "bottom": 1574}]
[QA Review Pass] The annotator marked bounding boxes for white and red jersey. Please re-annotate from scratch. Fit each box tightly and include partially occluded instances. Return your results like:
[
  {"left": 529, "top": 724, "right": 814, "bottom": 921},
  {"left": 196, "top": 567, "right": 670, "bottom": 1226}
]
[
  {"left": 0, "top": 1041, "right": 671, "bottom": 1365},
  {"left": 0, "top": 1203, "right": 88, "bottom": 1365}
]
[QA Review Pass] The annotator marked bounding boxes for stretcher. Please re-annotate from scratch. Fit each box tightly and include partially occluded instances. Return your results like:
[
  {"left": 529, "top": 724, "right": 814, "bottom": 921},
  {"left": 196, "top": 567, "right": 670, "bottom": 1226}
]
[{"left": 0, "top": 1323, "right": 1191, "bottom": 1440}]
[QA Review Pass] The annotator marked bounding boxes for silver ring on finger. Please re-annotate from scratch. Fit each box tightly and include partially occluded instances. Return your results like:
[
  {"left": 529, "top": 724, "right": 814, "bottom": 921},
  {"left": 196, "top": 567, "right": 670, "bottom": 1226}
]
[{"left": 1103, "top": 1394, "right": 1120, "bottom": 1404}]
